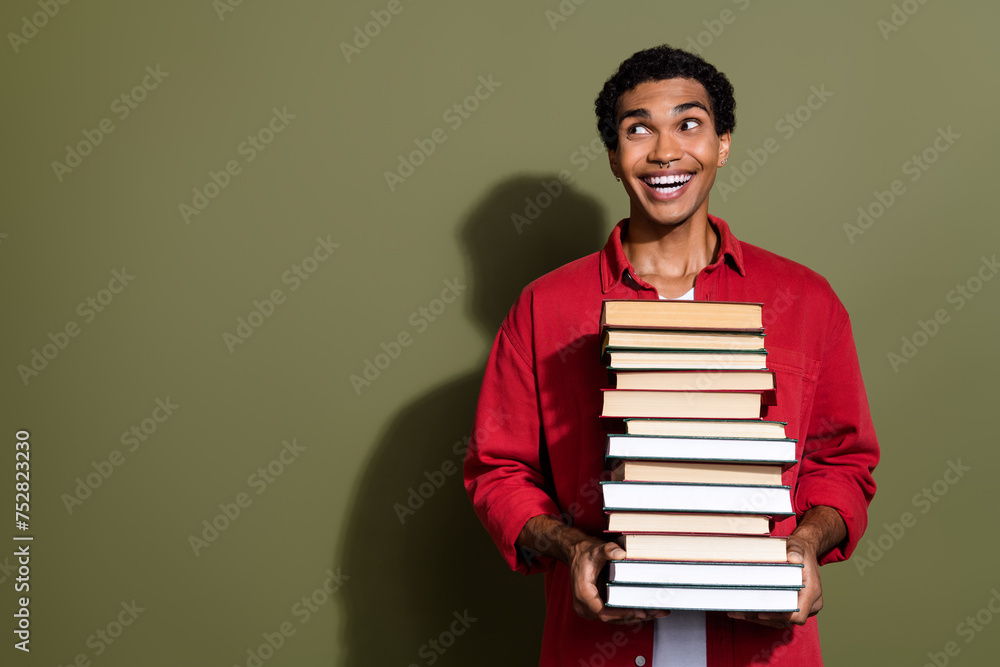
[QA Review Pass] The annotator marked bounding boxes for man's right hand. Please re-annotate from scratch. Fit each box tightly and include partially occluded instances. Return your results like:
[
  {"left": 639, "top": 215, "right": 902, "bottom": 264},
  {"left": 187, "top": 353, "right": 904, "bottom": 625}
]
[{"left": 518, "top": 515, "right": 669, "bottom": 625}]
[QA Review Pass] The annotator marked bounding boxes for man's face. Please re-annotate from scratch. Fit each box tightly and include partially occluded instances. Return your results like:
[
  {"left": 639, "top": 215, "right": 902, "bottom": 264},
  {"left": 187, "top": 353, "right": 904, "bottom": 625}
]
[{"left": 608, "top": 77, "right": 730, "bottom": 227}]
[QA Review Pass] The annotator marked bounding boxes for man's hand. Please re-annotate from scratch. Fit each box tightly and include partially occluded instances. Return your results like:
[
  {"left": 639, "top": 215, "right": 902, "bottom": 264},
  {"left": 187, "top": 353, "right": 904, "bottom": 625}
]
[
  {"left": 728, "top": 506, "right": 845, "bottom": 628},
  {"left": 518, "top": 515, "right": 669, "bottom": 625},
  {"left": 569, "top": 535, "right": 669, "bottom": 624}
]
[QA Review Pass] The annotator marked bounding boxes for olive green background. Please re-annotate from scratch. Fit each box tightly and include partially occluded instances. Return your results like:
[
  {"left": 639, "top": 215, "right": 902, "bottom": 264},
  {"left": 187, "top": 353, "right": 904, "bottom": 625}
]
[{"left": 2, "top": 0, "right": 998, "bottom": 665}]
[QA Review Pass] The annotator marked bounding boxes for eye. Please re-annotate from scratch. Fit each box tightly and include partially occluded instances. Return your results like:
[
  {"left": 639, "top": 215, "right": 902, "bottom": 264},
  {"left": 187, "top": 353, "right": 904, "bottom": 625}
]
[
  {"left": 680, "top": 119, "right": 701, "bottom": 131},
  {"left": 626, "top": 124, "right": 651, "bottom": 136}
]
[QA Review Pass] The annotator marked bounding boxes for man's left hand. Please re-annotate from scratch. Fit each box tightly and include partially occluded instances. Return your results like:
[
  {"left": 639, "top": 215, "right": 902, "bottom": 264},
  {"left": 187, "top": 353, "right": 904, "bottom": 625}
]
[
  {"left": 727, "top": 534, "right": 822, "bottom": 628},
  {"left": 726, "top": 506, "right": 846, "bottom": 628}
]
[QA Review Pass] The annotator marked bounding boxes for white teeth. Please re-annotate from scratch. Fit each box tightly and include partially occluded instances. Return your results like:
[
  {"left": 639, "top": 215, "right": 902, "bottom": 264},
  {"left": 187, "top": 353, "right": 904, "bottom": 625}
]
[{"left": 645, "top": 174, "right": 692, "bottom": 186}]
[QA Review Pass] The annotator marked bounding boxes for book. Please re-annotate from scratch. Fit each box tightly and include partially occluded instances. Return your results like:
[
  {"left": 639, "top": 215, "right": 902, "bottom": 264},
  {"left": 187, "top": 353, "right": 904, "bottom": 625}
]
[
  {"left": 601, "top": 481, "right": 794, "bottom": 516},
  {"left": 604, "top": 583, "right": 798, "bottom": 612},
  {"left": 619, "top": 533, "right": 790, "bottom": 562},
  {"left": 607, "top": 559, "right": 803, "bottom": 588},
  {"left": 606, "top": 349, "right": 768, "bottom": 371},
  {"left": 597, "top": 298, "right": 796, "bottom": 614},
  {"left": 612, "top": 369, "right": 775, "bottom": 392},
  {"left": 606, "top": 512, "right": 771, "bottom": 535},
  {"left": 610, "top": 461, "right": 784, "bottom": 486},
  {"left": 601, "top": 300, "right": 764, "bottom": 332},
  {"left": 606, "top": 435, "right": 797, "bottom": 466},
  {"left": 601, "top": 390, "right": 763, "bottom": 420},
  {"left": 602, "top": 329, "right": 765, "bottom": 353},
  {"left": 624, "top": 419, "right": 788, "bottom": 440}
]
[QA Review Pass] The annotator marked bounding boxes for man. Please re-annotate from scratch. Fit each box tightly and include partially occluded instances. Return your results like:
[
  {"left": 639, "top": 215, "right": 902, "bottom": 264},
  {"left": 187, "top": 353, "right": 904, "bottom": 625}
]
[{"left": 464, "top": 44, "right": 878, "bottom": 666}]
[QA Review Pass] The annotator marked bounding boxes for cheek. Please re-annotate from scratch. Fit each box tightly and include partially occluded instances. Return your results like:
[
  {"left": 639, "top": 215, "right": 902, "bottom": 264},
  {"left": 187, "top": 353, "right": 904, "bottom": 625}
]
[{"left": 684, "top": 135, "right": 719, "bottom": 158}]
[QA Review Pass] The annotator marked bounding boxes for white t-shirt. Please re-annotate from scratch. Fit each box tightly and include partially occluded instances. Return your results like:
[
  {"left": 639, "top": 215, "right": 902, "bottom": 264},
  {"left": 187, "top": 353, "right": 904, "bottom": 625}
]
[{"left": 652, "top": 285, "right": 707, "bottom": 667}]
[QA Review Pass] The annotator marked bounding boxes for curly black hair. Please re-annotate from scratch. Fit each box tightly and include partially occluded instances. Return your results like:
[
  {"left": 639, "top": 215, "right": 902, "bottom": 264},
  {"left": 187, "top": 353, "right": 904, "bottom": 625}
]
[{"left": 594, "top": 44, "right": 736, "bottom": 151}]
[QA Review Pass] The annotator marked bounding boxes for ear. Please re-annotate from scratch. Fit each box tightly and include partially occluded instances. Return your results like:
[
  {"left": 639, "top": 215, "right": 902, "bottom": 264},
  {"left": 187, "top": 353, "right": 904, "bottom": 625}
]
[
  {"left": 608, "top": 148, "right": 619, "bottom": 180},
  {"left": 717, "top": 131, "right": 731, "bottom": 167}
]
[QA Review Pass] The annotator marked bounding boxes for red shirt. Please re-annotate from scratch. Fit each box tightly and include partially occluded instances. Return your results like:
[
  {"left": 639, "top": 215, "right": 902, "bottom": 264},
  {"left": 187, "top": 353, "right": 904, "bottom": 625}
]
[{"left": 464, "top": 216, "right": 879, "bottom": 666}]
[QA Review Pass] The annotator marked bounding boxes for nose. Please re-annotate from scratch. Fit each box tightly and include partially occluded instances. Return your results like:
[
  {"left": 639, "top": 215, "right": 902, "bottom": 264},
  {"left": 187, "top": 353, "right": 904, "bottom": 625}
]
[{"left": 651, "top": 132, "right": 682, "bottom": 167}]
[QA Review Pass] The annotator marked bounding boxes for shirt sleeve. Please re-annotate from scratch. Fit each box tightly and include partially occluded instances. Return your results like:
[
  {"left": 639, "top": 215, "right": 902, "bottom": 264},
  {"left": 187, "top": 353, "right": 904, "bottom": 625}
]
[
  {"left": 463, "top": 302, "right": 563, "bottom": 575},
  {"left": 793, "top": 307, "right": 880, "bottom": 565}
]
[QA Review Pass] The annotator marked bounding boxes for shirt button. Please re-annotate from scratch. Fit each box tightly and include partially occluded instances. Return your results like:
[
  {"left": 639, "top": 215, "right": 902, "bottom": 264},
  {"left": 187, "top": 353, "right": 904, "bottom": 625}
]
[{"left": 635, "top": 657, "right": 646, "bottom": 666}]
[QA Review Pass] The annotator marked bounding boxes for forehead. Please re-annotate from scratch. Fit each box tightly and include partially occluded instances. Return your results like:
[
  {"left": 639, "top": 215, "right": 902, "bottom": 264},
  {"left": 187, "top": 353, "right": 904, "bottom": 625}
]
[{"left": 616, "top": 78, "right": 712, "bottom": 119}]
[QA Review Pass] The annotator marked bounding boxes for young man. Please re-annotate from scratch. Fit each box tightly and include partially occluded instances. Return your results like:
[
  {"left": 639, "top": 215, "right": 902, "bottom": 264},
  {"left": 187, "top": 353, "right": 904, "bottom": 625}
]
[{"left": 464, "top": 45, "right": 878, "bottom": 666}]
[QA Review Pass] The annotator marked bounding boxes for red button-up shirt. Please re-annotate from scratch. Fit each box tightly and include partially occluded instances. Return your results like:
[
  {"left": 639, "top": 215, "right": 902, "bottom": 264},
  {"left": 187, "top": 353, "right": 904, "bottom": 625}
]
[{"left": 464, "top": 215, "right": 879, "bottom": 666}]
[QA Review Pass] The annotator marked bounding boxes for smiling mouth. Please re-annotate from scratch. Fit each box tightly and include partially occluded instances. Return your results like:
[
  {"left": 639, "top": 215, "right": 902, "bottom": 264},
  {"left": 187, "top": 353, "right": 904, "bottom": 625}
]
[{"left": 641, "top": 173, "right": 693, "bottom": 194}]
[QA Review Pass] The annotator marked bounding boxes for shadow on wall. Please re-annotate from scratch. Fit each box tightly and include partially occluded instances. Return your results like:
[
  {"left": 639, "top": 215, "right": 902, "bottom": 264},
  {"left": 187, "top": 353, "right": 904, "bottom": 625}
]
[{"left": 338, "top": 175, "right": 608, "bottom": 666}]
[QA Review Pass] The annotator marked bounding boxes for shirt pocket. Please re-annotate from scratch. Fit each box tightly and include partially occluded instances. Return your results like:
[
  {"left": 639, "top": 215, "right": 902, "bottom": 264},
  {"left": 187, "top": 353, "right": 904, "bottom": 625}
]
[{"left": 762, "top": 346, "right": 820, "bottom": 487}]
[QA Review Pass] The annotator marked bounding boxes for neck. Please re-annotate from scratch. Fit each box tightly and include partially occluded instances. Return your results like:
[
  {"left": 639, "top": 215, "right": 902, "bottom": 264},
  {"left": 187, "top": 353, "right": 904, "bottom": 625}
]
[{"left": 622, "top": 209, "right": 720, "bottom": 279}]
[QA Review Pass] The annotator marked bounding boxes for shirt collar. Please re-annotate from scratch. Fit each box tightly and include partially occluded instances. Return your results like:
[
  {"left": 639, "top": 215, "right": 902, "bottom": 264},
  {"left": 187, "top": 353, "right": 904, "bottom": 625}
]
[{"left": 599, "top": 214, "right": 746, "bottom": 293}]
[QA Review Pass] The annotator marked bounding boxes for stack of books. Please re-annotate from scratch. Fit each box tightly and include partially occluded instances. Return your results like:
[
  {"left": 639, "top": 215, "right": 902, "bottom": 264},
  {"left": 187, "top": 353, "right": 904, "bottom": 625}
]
[{"left": 598, "top": 299, "right": 803, "bottom": 613}]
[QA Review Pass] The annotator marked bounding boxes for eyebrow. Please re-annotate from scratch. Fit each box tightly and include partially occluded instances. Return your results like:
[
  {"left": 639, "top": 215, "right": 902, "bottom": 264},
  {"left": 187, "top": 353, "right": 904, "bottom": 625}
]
[{"left": 617, "top": 101, "right": 711, "bottom": 126}]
